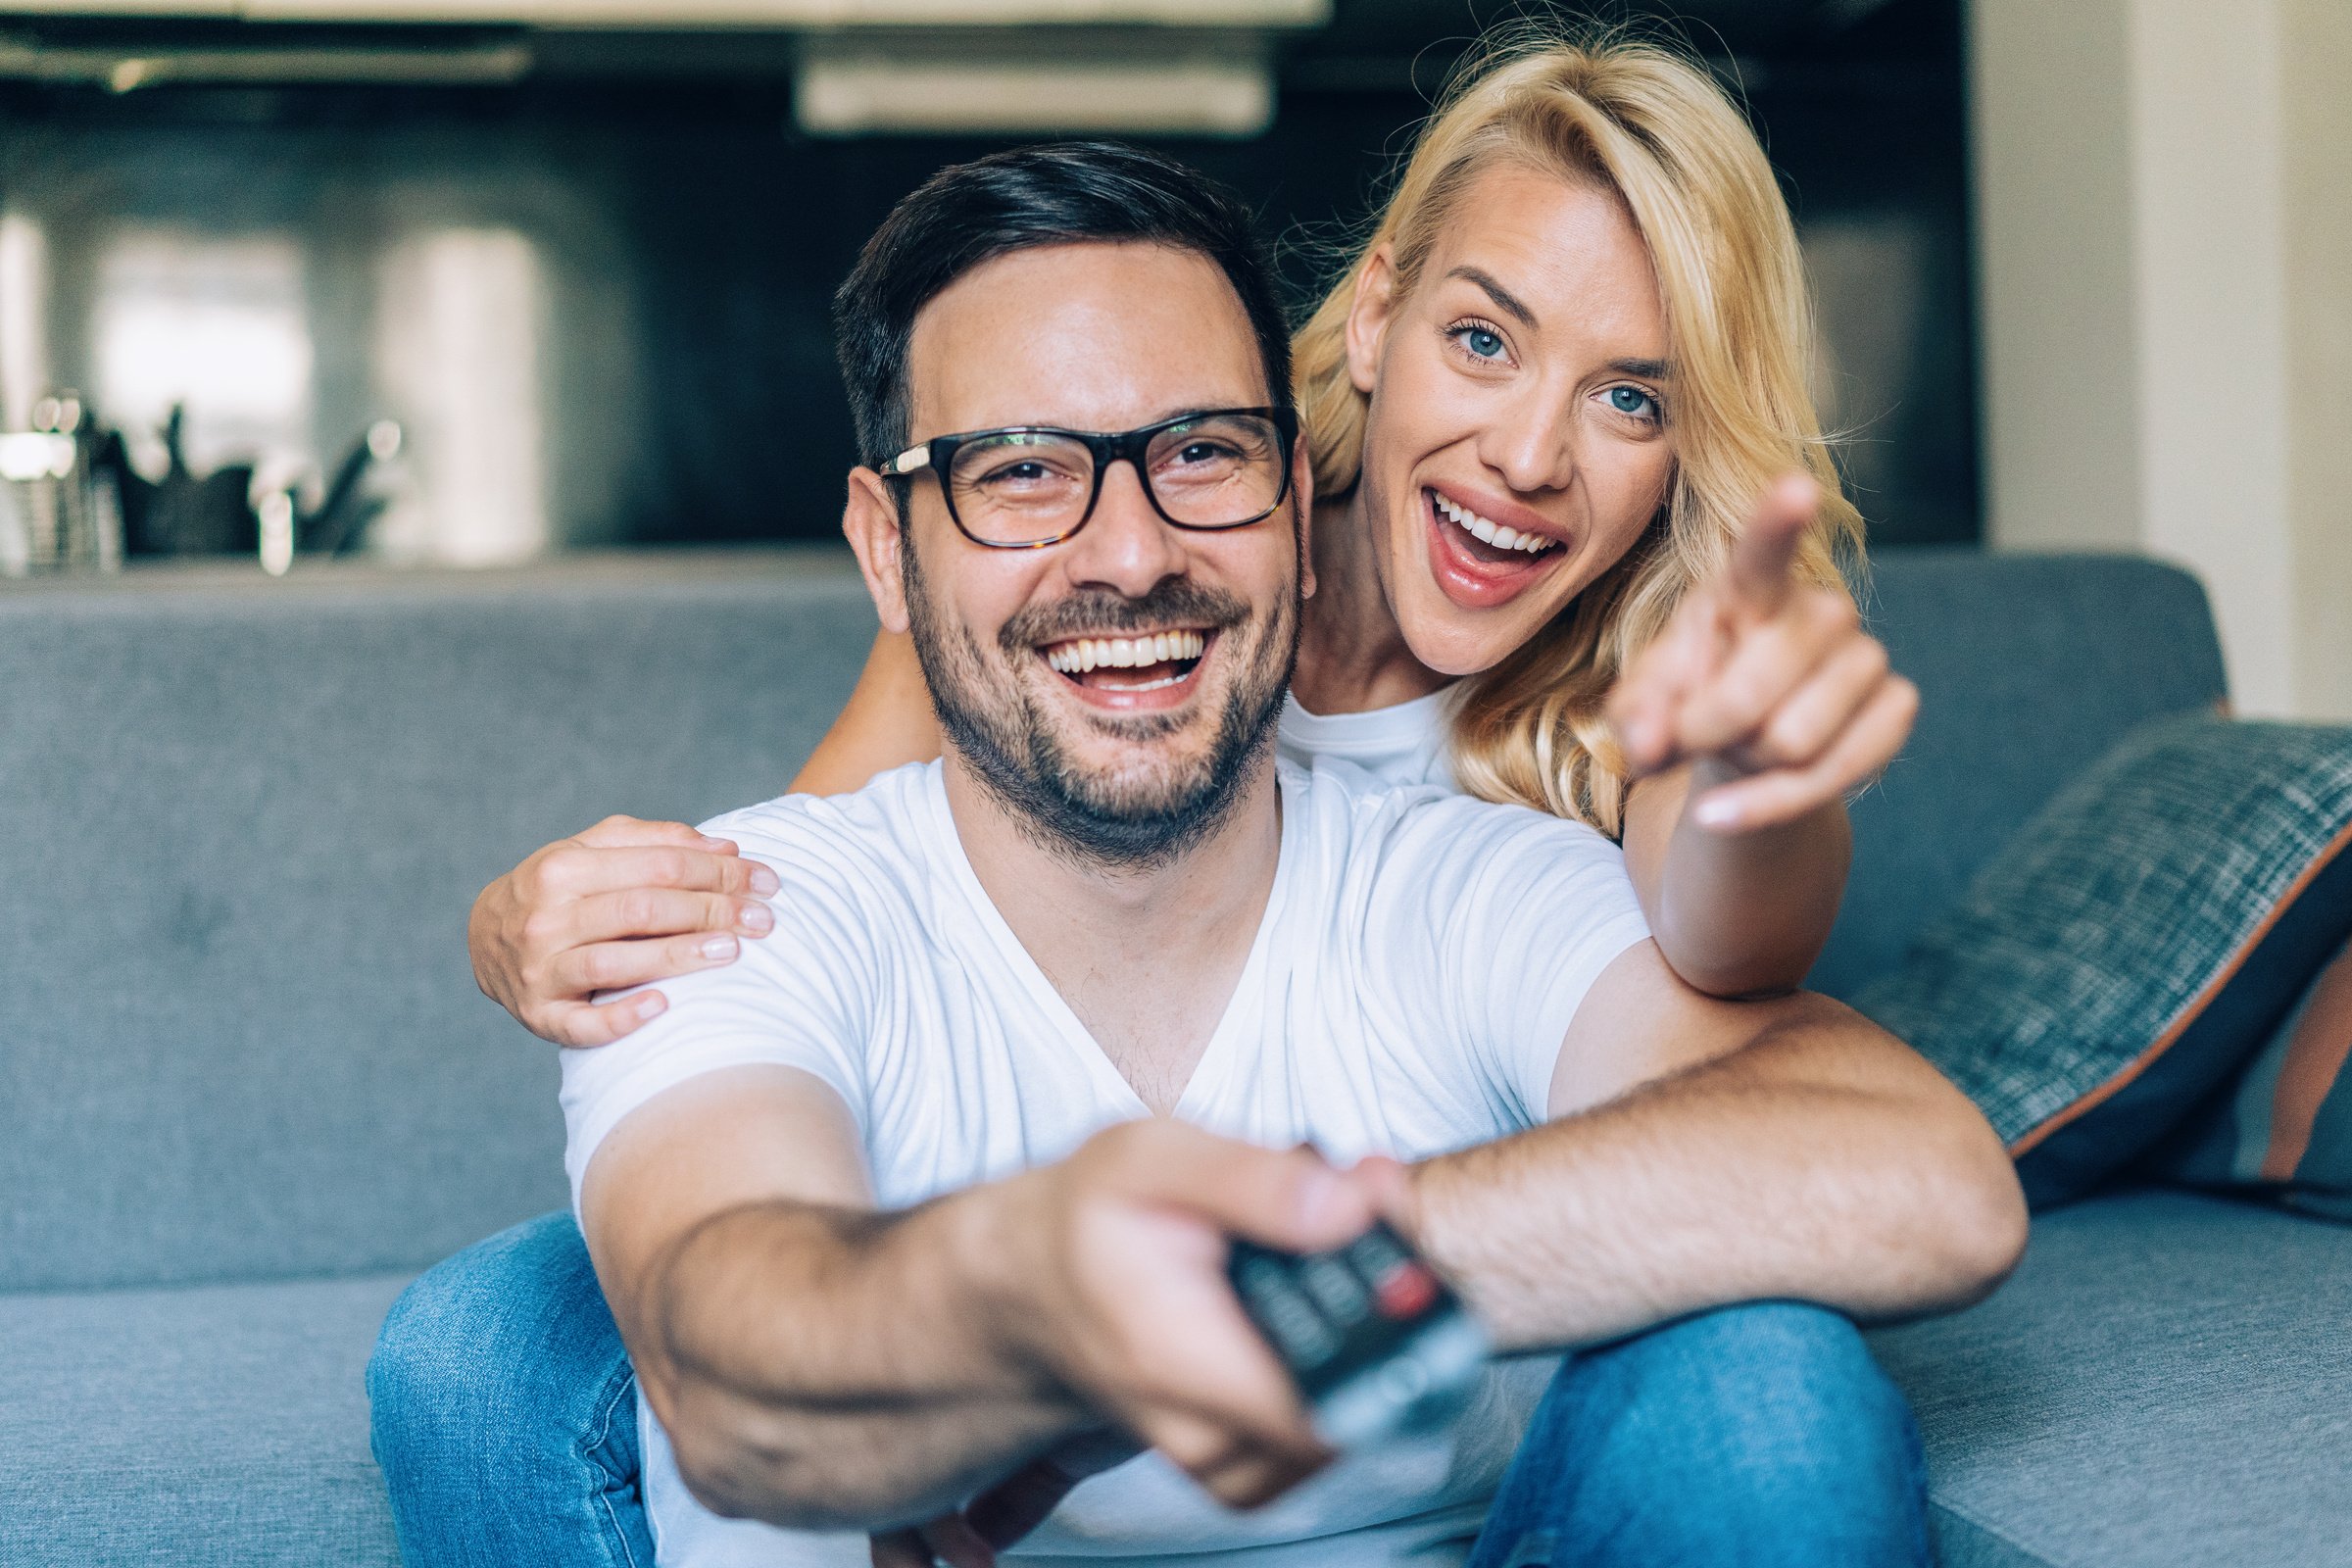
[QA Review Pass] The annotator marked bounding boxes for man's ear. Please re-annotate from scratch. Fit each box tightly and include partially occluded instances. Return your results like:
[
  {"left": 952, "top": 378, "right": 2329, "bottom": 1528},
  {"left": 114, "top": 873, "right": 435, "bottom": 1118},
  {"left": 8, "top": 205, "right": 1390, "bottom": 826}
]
[
  {"left": 1344, "top": 246, "right": 1399, "bottom": 397},
  {"left": 843, "top": 466, "right": 912, "bottom": 635}
]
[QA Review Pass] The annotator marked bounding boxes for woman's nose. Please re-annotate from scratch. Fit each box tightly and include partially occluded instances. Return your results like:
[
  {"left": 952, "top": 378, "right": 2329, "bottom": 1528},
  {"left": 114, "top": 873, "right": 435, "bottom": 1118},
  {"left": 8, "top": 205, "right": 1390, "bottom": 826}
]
[{"left": 1478, "top": 389, "right": 1578, "bottom": 496}]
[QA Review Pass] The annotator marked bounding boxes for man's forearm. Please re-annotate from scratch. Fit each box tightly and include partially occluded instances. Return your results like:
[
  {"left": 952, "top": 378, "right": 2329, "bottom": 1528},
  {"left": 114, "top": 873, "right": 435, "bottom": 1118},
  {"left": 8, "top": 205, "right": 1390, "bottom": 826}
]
[
  {"left": 1407, "top": 999, "right": 2024, "bottom": 1351},
  {"left": 636, "top": 1189, "right": 1081, "bottom": 1530}
]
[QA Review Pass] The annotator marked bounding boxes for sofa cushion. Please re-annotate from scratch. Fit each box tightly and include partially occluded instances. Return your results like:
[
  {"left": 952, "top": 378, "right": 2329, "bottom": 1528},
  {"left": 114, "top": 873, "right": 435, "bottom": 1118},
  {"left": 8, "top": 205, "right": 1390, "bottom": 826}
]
[
  {"left": 1852, "top": 715, "right": 2352, "bottom": 1207},
  {"left": 2157, "top": 934, "right": 2352, "bottom": 1218},
  {"left": 1814, "top": 551, "right": 2228, "bottom": 1000},
  {"left": 0, "top": 1272, "right": 409, "bottom": 1565},
  {"left": 1868, "top": 1191, "right": 2352, "bottom": 1568}
]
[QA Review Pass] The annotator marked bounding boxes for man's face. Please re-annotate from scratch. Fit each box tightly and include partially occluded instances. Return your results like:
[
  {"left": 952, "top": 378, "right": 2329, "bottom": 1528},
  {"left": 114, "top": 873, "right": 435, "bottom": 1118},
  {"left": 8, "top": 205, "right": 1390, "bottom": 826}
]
[{"left": 870, "top": 241, "right": 1306, "bottom": 867}]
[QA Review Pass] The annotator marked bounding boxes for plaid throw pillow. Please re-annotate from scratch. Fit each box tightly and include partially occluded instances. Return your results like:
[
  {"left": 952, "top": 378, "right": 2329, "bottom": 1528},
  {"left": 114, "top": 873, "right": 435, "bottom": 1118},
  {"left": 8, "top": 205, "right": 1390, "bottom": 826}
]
[
  {"left": 1852, "top": 715, "right": 2352, "bottom": 1210},
  {"left": 2156, "top": 937, "right": 2352, "bottom": 1218}
]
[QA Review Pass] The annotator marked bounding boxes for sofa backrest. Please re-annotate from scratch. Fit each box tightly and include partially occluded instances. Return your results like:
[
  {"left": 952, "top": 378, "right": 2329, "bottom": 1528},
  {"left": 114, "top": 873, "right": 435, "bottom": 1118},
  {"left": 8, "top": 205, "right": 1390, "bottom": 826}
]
[
  {"left": 1812, "top": 549, "right": 2228, "bottom": 997},
  {"left": 0, "top": 556, "right": 876, "bottom": 1292},
  {"left": 0, "top": 548, "right": 2228, "bottom": 1291}
]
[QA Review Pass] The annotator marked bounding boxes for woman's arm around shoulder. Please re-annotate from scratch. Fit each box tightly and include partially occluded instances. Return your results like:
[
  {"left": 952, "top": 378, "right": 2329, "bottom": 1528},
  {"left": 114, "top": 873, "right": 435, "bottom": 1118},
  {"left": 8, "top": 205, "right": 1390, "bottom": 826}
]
[
  {"left": 470, "top": 630, "right": 943, "bottom": 1047},
  {"left": 790, "top": 628, "right": 942, "bottom": 794}
]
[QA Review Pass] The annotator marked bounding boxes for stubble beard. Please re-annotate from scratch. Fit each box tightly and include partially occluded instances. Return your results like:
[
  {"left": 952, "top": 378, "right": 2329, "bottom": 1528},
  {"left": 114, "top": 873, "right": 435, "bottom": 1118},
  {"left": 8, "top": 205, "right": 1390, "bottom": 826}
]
[{"left": 902, "top": 539, "right": 1298, "bottom": 873}]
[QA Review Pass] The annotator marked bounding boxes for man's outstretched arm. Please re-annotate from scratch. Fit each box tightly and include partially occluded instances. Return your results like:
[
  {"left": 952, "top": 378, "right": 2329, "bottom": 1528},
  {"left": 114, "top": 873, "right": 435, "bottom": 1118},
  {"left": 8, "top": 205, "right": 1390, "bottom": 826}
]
[
  {"left": 582, "top": 1071, "right": 1376, "bottom": 1532},
  {"left": 1400, "top": 944, "right": 2027, "bottom": 1352}
]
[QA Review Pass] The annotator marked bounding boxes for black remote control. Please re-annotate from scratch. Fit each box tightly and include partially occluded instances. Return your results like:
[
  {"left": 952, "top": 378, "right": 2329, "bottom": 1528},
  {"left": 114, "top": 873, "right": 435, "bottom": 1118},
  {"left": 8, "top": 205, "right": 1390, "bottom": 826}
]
[{"left": 1226, "top": 1220, "right": 1490, "bottom": 1447}]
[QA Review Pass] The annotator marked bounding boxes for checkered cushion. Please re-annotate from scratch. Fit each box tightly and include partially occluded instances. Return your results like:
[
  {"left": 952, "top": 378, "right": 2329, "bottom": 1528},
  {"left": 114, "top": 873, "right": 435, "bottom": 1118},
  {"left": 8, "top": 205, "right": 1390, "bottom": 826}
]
[{"left": 1853, "top": 715, "right": 2352, "bottom": 1209}]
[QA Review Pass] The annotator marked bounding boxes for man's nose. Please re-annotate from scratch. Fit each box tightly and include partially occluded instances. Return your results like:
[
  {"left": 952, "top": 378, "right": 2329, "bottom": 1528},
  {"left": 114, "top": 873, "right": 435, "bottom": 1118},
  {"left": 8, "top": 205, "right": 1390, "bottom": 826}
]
[
  {"left": 1478, "top": 386, "right": 1579, "bottom": 497},
  {"left": 1059, "top": 460, "right": 1190, "bottom": 599}
]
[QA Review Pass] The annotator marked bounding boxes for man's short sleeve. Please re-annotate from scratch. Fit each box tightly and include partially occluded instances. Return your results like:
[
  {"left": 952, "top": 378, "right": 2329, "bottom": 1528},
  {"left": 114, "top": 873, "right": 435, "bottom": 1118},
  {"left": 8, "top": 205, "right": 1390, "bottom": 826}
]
[
  {"left": 558, "top": 797, "right": 899, "bottom": 1213},
  {"left": 1352, "top": 784, "right": 1652, "bottom": 1124}
]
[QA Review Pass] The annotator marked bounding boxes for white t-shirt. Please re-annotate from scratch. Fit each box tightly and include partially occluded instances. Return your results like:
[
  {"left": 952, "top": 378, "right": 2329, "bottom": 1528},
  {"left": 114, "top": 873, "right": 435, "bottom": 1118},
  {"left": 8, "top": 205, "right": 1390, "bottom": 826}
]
[
  {"left": 564, "top": 705, "right": 1649, "bottom": 1568},
  {"left": 1275, "top": 690, "right": 1457, "bottom": 790}
]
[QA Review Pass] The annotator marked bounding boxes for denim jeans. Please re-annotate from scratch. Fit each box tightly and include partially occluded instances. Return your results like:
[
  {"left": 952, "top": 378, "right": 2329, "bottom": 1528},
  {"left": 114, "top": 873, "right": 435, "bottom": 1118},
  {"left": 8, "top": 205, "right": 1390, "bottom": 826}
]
[
  {"left": 370, "top": 1212, "right": 1931, "bottom": 1567},
  {"left": 369, "top": 1213, "right": 655, "bottom": 1567}
]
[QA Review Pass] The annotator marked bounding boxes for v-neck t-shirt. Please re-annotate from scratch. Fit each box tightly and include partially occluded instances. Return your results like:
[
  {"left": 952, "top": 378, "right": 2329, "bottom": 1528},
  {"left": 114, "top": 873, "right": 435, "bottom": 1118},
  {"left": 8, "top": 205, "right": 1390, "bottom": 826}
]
[{"left": 562, "top": 749, "right": 1647, "bottom": 1568}]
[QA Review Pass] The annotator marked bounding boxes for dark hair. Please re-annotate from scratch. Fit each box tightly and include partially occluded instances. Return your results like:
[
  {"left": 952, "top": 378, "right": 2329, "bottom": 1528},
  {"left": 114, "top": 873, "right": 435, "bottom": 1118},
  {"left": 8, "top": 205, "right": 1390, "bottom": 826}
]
[{"left": 833, "top": 141, "right": 1293, "bottom": 468}]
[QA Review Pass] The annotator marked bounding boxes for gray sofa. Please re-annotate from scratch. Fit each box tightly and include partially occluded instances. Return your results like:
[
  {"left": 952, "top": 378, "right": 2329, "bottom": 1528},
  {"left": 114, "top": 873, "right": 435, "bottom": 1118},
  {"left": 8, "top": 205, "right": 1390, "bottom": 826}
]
[{"left": 0, "top": 548, "right": 2342, "bottom": 1567}]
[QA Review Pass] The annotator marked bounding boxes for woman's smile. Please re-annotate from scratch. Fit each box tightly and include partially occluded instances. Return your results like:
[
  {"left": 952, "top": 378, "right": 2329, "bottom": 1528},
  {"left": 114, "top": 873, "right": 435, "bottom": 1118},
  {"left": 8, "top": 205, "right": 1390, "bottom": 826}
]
[{"left": 1420, "top": 482, "right": 1572, "bottom": 611}]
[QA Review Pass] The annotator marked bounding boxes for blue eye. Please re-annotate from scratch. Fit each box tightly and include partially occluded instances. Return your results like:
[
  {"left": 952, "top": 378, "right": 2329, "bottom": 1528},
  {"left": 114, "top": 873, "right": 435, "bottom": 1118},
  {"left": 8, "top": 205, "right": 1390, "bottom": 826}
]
[
  {"left": 1451, "top": 323, "right": 1507, "bottom": 362},
  {"left": 1606, "top": 385, "right": 1660, "bottom": 420}
]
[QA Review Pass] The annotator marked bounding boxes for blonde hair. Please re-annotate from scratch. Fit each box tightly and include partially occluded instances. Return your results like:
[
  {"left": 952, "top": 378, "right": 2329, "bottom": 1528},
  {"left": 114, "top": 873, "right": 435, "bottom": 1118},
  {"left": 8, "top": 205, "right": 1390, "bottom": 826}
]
[{"left": 1292, "top": 23, "right": 1863, "bottom": 837}]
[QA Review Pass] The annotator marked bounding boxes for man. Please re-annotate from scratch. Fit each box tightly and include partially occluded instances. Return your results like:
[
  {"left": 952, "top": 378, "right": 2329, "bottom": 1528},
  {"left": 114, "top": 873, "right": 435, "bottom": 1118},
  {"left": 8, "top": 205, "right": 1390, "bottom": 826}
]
[{"left": 545, "top": 144, "right": 2021, "bottom": 1567}]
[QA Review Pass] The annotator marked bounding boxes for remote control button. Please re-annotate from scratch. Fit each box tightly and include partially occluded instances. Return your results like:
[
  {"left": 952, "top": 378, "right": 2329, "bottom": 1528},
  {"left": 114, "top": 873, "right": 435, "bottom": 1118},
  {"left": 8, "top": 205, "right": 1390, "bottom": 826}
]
[{"left": 1374, "top": 1261, "right": 1439, "bottom": 1319}]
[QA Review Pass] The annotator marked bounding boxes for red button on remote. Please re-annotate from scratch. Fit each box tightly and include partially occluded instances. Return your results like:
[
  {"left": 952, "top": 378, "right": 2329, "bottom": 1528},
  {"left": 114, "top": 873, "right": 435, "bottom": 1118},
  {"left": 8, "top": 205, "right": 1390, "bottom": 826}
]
[{"left": 1374, "top": 1261, "right": 1438, "bottom": 1319}]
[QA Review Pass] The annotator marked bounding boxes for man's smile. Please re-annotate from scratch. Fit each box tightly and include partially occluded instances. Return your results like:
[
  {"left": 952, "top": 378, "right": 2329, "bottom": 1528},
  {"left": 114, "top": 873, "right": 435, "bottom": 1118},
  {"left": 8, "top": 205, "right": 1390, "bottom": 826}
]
[{"left": 1039, "top": 628, "right": 1213, "bottom": 702}]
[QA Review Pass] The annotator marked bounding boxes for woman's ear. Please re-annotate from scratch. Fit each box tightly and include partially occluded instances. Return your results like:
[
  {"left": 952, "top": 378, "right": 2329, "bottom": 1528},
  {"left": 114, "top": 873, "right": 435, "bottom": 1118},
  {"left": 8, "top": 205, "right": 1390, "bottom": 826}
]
[
  {"left": 1293, "top": 439, "right": 1318, "bottom": 604},
  {"left": 843, "top": 467, "right": 913, "bottom": 635},
  {"left": 1344, "top": 246, "right": 1400, "bottom": 397}
]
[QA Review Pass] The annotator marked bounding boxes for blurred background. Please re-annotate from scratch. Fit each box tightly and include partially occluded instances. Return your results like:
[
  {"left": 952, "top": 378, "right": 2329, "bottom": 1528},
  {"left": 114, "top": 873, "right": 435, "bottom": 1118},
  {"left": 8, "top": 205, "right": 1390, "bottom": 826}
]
[{"left": 0, "top": 0, "right": 2342, "bottom": 717}]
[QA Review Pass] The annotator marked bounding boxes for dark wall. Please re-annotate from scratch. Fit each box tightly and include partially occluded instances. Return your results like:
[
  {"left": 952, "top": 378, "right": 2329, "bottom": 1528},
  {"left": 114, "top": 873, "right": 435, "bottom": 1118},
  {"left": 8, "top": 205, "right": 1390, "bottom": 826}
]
[{"left": 0, "top": 0, "right": 1976, "bottom": 554}]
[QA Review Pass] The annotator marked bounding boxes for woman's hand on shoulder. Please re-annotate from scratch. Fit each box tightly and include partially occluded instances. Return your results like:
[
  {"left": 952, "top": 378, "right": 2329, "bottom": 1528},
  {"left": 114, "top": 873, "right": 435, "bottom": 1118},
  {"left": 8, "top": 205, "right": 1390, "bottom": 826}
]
[
  {"left": 468, "top": 815, "right": 781, "bottom": 1048},
  {"left": 1608, "top": 473, "right": 1917, "bottom": 831}
]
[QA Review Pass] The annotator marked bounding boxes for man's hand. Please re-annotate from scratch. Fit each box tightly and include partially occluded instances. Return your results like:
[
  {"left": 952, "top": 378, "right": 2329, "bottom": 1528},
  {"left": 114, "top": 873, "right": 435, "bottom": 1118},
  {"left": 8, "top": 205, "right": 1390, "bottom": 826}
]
[
  {"left": 600, "top": 1100, "right": 1387, "bottom": 1538},
  {"left": 984, "top": 1121, "right": 1383, "bottom": 1510},
  {"left": 1609, "top": 474, "right": 1917, "bottom": 834},
  {"left": 467, "top": 815, "right": 781, "bottom": 1047},
  {"left": 870, "top": 1124, "right": 1387, "bottom": 1567}
]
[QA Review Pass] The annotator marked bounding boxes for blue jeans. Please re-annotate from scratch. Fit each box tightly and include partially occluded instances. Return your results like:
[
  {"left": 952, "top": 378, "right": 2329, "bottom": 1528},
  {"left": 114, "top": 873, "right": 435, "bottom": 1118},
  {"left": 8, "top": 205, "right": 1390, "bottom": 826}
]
[
  {"left": 370, "top": 1213, "right": 1931, "bottom": 1567},
  {"left": 368, "top": 1214, "right": 655, "bottom": 1567}
]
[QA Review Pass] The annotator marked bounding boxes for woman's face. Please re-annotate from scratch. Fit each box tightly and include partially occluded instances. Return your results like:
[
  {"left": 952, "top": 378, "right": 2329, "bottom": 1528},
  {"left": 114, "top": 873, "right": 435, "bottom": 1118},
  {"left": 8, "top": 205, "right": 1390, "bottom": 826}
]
[{"left": 1346, "top": 163, "right": 1676, "bottom": 676}]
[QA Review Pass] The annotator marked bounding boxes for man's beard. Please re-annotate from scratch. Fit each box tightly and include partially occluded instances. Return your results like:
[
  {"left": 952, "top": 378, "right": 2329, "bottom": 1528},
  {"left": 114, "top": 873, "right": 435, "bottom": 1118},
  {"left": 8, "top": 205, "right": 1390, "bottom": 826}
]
[{"left": 903, "top": 541, "right": 1298, "bottom": 872}]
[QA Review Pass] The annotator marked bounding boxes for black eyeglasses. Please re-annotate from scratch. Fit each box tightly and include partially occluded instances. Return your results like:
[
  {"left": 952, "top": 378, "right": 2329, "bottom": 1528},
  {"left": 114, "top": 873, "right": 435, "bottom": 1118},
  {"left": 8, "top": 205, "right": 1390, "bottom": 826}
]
[{"left": 876, "top": 406, "right": 1298, "bottom": 550}]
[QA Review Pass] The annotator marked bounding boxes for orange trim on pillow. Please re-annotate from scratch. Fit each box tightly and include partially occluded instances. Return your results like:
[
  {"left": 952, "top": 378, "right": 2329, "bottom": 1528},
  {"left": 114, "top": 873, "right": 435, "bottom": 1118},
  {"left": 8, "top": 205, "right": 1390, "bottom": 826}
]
[
  {"left": 2010, "top": 817, "right": 2352, "bottom": 1157},
  {"left": 2260, "top": 940, "right": 2352, "bottom": 1181}
]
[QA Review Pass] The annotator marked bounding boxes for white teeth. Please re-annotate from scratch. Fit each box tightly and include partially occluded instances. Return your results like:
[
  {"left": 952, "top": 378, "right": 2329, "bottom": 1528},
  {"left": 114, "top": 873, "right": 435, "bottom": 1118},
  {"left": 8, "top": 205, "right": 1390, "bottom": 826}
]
[
  {"left": 1043, "top": 629, "right": 1207, "bottom": 674},
  {"left": 1431, "top": 491, "right": 1554, "bottom": 555}
]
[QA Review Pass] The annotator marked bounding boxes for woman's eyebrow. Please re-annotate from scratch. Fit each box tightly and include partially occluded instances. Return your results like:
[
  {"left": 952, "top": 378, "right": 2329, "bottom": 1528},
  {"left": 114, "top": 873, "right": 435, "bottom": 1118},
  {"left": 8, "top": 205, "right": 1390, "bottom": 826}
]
[
  {"left": 1608, "top": 358, "right": 1673, "bottom": 378},
  {"left": 1446, "top": 266, "right": 1540, "bottom": 328}
]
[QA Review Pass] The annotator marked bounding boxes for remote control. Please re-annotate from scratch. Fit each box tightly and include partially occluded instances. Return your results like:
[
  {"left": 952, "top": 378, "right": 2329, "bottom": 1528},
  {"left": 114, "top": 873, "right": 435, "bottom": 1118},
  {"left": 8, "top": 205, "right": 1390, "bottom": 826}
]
[{"left": 1226, "top": 1220, "right": 1490, "bottom": 1448}]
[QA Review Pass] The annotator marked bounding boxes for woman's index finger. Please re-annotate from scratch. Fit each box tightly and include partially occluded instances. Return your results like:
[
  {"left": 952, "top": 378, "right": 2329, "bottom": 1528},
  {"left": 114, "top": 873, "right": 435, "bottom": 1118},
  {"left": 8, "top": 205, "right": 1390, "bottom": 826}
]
[{"left": 1725, "top": 473, "right": 1819, "bottom": 614}]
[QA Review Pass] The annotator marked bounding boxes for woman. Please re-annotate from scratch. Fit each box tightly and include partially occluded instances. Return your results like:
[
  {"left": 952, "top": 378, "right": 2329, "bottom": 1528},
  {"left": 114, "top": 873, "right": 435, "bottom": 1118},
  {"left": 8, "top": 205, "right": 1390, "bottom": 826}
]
[
  {"left": 385, "top": 24, "right": 1921, "bottom": 1565},
  {"left": 470, "top": 28, "right": 1910, "bottom": 1041}
]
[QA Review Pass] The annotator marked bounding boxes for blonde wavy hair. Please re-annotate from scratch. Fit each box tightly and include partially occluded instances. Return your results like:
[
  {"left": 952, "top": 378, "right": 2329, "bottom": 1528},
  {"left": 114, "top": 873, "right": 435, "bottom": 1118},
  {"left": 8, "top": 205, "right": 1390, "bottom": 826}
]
[{"left": 1292, "top": 24, "right": 1863, "bottom": 837}]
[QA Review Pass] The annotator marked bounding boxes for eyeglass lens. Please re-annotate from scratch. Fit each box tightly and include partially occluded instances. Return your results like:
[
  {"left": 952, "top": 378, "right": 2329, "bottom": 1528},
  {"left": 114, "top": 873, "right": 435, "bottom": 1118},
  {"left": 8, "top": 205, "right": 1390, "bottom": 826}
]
[{"left": 947, "top": 413, "right": 1286, "bottom": 546}]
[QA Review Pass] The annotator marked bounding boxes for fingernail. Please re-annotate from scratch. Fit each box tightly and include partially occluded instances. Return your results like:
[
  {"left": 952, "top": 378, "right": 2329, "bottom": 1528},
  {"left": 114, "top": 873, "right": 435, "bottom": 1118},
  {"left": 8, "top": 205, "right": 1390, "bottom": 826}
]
[
  {"left": 749, "top": 865, "right": 780, "bottom": 897},
  {"left": 634, "top": 993, "right": 666, "bottom": 1022},
  {"left": 701, "top": 933, "right": 739, "bottom": 961},
  {"left": 739, "top": 903, "right": 775, "bottom": 935},
  {"left": 1693, "top": 795, "right": 1741, "bottom": 830}
]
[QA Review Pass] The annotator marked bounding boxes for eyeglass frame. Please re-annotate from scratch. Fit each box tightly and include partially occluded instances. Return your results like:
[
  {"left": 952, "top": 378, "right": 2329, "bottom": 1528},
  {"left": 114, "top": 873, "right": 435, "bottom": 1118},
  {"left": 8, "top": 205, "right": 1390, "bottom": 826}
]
[{"left": 873, "top": 406, "right": 1300, "bottom": 551}]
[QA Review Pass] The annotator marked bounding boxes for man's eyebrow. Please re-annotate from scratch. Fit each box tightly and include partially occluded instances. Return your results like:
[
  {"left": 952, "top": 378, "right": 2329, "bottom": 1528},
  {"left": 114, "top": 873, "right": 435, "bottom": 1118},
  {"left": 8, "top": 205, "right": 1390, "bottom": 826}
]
[{"left": 1445, "top": 266, "right": 1540, "bottom": 329}]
